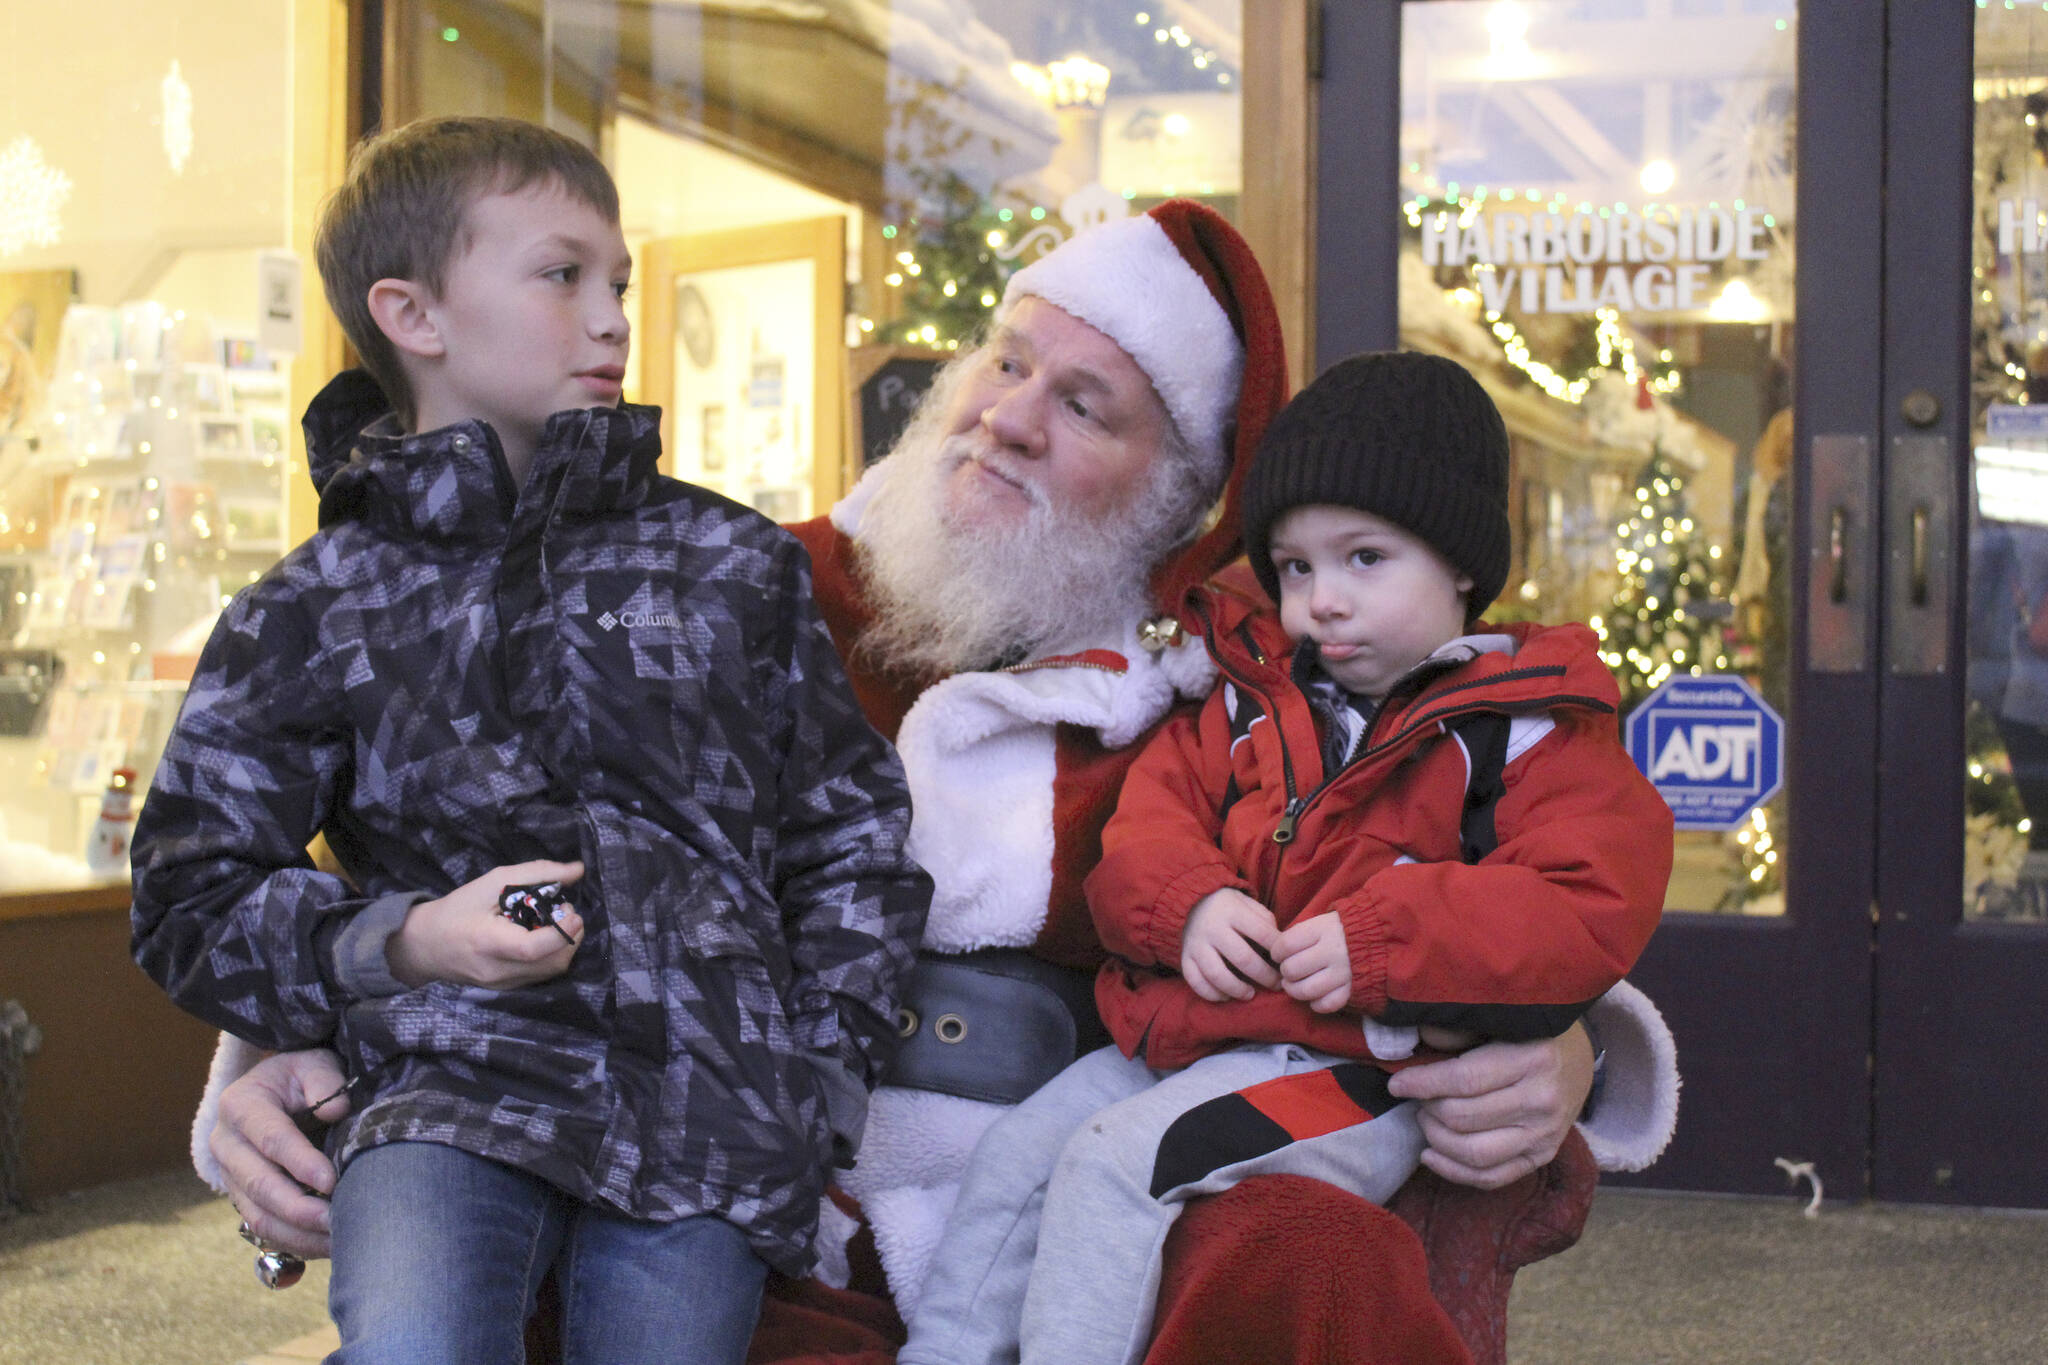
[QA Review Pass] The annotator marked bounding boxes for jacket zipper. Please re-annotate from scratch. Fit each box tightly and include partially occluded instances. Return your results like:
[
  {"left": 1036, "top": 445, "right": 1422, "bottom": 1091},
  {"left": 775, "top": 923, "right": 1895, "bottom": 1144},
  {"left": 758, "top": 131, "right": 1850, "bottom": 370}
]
[
  {"left": 1276, "top": 688, "right": 1615, "bottom": 849},
  {"left": 1190, "top": 600, "right": 1309, "bottom": 913},
  {"left": 1189, "top": 598, "right": 1304, "bottom": 842}
]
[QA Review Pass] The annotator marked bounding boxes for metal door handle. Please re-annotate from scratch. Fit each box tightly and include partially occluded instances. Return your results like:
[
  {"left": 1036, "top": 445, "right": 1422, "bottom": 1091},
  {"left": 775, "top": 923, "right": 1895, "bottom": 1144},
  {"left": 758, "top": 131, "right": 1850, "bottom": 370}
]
[
  {"left": 1910, "top": 505, "right": 1930, "bottom": 607},
  {"left": 1809, "top": 434, "right": 1873, "bottom": 673},
  {"left": 1829, "top": 507, "right": 1851, "bottom": 604},
  {"left": 1886, "top": 435, "right": 1953, "bottom": 675}
]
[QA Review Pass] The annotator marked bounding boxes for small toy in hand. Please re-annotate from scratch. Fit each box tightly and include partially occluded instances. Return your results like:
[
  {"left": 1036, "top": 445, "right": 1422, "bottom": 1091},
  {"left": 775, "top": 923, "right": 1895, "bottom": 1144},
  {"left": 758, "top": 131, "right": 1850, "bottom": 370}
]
[
  {"left": 497, "top": 880, "right": 579, "bottom": 945},
  {"left": 239, "top": 1218, "right": 307, "bottom": 1289},
  {"left": 240, "top": 1087, "right": 348, "bottom": 1290}
]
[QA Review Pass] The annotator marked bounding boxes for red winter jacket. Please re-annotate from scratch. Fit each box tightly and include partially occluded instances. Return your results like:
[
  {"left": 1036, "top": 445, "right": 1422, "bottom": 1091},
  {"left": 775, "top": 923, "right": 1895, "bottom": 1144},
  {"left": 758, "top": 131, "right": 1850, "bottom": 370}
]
[{"left": 1087, "top": 575, "right": 1672, "bottom": 1070}]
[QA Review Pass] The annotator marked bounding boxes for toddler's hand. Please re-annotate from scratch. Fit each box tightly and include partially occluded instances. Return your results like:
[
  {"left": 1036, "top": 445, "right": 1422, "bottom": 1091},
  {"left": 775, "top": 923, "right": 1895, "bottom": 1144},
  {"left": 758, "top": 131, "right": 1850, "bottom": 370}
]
[
  {"left": 388, "top": 860, "right": 586, "bottom": 990},
  {"left": 1181, "top": 888, "right": 1282, "bottom": 1002},
  {"left": 1272, "top": 914, "right": 1353, "bottom": 1013}
]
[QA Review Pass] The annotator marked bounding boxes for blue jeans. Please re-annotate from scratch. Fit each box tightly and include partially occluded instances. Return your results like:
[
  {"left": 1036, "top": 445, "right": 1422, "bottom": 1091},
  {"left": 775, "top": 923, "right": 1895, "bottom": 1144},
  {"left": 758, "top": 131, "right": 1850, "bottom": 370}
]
[{"left": 326, "top": 1141, "right": 768, "bottom": 1365}]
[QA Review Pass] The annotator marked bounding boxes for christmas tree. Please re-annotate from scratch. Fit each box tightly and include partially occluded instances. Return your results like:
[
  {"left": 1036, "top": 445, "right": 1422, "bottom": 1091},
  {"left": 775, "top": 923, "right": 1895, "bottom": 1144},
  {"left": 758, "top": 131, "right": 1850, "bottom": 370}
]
[
  {"left": 1592, "top": 446, "right": 1733, "bottom": 713},
  {"left": 871, "top": 74, "right": 1046, "bottom": 352},
  {"left": 873, "top": 182, "right": 1040, "bottom": 351}
]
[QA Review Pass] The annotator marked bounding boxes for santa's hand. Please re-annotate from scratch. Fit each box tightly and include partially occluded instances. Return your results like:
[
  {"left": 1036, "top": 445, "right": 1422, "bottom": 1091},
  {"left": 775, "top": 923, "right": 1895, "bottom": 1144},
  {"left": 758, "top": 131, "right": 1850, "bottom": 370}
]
[
  {"left": 1180, "top": 888, "right": 1282, "bottom": 1001},
  {"left": 1386, "top": 1023, "right": 1595, "bottom": 1189},
  {"left": 1272, "top": 913, "right": 1353, "bottom": 1012},
  {"left": 212, "top": 1050, "right": 353, "bottom": 1260}
]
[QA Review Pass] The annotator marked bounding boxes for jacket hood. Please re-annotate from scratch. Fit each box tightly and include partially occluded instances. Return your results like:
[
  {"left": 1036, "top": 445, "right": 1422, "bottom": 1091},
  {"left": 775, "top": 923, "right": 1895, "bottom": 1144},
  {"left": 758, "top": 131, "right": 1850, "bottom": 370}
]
[{"left": 302, "top": 368, "right": 665, "bottom": 540}]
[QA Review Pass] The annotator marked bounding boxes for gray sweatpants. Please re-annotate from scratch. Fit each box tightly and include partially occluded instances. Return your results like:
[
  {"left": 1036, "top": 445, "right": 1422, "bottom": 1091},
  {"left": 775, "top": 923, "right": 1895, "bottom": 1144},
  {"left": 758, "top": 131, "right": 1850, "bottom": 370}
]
[{"left": 896, "top": 1042, "right": 1423, "bottom": 1365}]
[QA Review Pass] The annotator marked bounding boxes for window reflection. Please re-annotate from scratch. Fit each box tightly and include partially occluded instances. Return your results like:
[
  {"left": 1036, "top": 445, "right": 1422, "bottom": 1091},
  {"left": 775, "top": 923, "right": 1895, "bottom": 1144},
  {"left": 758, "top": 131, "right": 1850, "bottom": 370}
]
[
  {"left": 1400, "top": 1, "right": 1795, "bottom": 914},
  {"left": 1968, "top": 4, "right": 2048, "bottom": 921},
  {"left": 396, "top": 0, "right": 1245, "bottom": 510}
]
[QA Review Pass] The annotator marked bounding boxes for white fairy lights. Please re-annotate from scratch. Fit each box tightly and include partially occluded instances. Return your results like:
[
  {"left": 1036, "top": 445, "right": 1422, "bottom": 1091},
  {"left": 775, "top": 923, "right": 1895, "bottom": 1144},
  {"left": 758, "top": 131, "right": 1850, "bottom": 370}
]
[{"left": 0, "top": 135, "right": 73, "bottom": 256}]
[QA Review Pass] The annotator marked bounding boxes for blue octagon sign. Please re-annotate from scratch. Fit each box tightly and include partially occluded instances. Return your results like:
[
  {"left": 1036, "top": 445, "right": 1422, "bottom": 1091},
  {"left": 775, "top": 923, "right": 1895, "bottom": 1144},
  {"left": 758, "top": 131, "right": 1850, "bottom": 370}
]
[{"left": 1625, "top": 675, "right": 1784, "bottom": 831}]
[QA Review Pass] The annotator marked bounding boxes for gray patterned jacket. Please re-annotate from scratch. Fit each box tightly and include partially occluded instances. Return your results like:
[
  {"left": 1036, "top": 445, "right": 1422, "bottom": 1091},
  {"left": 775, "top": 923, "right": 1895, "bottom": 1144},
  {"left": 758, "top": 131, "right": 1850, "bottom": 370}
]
[{"left": 131, "top": 370, "right": 930, "bottom": 1273}]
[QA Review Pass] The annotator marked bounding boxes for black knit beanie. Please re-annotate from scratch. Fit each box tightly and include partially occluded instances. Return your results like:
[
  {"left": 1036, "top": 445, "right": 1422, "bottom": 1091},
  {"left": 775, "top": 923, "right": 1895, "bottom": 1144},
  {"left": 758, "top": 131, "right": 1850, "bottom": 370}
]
[{"left": 1243, "top": 351, "right": 1511, "bottom": 618}]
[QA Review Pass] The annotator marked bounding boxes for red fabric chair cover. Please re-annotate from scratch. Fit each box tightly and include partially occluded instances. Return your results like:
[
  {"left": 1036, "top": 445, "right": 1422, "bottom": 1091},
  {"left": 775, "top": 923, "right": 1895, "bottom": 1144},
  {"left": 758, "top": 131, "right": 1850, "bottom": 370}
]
[
  {"left": 730, "top": 1130, "right": 1599, "bottom": 1365},
  {"left": 526, "top": 1134, "right": 1601, "bottom": 1365}
]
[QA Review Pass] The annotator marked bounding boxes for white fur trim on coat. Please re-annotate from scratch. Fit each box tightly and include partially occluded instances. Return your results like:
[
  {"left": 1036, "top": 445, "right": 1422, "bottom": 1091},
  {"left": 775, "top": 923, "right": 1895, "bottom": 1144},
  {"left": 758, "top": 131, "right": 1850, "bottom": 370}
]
[
  {"left": 860, "top": 1182, "right": 959, "bottom": 1320},
  {"left": 192, "top": 1032, "right": 265, "bottom": 1192},
  {"left": 830, "top": 458, "right": 886, "bottom": 538},
  {"left": 895, "top": 674, "right": 1061, "bottom": 952},
  {"left": 1576, "top": 978, "right": 1680, "bottom": 1172},
  {"left": 811, "top": 1196, "right": 861, "bottom": 1290},
  {"left": 895, "top": 621, "right": 1212, "bottom": 954},
  {"left": 831, "top": 1085, "right": 1009, "bottom": 1307},
  {"left": 1001, "top": 214, "right": 1242, "bottom": 468}
]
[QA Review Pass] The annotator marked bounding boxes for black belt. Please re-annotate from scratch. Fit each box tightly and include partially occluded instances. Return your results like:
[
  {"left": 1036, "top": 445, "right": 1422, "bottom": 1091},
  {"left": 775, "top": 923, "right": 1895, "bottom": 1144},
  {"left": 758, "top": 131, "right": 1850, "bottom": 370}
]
[{"left": 882, "top": 949, "right": 1111, "bottom": 1105}]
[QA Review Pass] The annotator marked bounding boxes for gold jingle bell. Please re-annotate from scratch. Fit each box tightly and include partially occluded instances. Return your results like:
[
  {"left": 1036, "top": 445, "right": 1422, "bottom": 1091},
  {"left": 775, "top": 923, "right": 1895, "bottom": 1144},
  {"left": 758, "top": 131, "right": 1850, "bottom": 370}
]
[{"left": 1138, "top": 616, "right": 1183, "bottom": 654}]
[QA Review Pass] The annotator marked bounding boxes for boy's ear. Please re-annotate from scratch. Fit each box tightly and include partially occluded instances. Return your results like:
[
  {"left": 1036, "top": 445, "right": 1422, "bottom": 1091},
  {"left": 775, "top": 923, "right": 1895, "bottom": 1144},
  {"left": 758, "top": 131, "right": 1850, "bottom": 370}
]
[{"left": 366, "top": 278, "right": 445, "bottom": 360}]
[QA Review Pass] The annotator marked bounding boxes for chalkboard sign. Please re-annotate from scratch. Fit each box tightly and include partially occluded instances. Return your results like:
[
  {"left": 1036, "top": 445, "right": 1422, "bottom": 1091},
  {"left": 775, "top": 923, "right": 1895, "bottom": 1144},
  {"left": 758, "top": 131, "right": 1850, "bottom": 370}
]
[{"left": 850, "top": 346, "right": 947, "bottom": 468}]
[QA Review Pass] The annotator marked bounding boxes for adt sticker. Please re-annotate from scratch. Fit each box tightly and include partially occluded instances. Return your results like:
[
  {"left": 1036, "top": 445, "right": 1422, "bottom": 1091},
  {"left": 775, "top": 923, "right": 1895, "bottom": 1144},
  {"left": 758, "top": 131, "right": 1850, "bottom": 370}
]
[{"left": 1625, "top": 676, "right": 1784, "bottom": 831}]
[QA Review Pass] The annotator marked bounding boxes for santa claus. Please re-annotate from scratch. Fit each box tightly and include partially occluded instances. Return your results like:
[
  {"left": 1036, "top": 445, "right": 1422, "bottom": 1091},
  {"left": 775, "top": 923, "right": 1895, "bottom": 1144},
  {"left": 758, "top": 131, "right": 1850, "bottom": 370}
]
[{"left": 198, "top": 201, "right": 1677, "bottom": 1365}]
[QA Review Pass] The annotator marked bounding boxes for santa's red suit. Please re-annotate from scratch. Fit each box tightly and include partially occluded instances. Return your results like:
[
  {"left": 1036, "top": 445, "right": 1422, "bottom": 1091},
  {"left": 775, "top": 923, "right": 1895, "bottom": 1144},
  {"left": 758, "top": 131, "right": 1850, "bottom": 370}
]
[{"left": 744, "top": 480, "right": 1677, "bottom": 1365}]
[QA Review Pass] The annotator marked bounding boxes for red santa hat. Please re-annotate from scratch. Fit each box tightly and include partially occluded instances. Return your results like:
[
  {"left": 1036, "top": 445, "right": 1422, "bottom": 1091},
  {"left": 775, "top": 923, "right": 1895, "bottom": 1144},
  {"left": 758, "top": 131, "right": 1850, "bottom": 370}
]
[{"left": 999, "top": 199, "right": 1290, "bottom": 617}]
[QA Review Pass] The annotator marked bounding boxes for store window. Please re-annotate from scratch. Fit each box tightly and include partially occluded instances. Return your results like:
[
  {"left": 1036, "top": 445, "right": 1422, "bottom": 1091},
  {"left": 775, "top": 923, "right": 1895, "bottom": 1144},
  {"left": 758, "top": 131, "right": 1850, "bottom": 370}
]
[
  {"left": 1399, "top": 0, "right": 1796, "bottom": 914},
  {"left": 1967, "top": 3, "right": 2048, "bottom": 922},
  {"left": 0, "top": 2, "right": 305, "bottom": 893},
  {"left": 384, "top": 0, "right": 1246, "bottom": 519}
]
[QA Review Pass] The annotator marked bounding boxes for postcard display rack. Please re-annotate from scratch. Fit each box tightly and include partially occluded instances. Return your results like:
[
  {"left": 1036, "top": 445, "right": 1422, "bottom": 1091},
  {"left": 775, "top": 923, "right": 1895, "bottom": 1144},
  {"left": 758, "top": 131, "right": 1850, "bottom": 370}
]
[{"left": 0, "top": 303, "right": 289, "bottom": 881}]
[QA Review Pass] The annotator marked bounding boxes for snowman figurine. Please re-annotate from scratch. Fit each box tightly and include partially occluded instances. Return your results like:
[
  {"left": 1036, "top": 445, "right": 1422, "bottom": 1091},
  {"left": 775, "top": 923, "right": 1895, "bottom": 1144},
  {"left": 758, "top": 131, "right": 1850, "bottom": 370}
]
[{"left": 85, "top": 767, "right": 137, "bottom": 878}]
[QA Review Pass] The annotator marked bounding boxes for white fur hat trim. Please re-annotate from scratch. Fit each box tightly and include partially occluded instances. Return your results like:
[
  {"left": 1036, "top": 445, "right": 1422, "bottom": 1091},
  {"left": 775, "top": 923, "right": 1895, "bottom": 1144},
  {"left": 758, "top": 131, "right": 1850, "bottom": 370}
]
[{"left": 1001, "top": 214, "right": 1243, "bottom": 465}]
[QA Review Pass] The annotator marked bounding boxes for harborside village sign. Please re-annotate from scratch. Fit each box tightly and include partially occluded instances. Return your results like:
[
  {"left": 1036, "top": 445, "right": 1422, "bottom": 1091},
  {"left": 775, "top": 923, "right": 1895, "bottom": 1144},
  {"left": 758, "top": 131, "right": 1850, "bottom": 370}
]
[
  {"left": 1421, "top": 206, "right": 1772, "bottom": 315},
  {"left": 1998, "top": 199, "right": 2048, "bottom": 254}
]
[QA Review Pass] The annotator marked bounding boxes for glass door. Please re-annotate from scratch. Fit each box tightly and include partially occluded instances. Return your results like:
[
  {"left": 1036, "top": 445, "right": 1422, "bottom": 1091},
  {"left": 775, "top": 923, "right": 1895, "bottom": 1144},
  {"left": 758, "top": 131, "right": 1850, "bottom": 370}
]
[
  {"left": 1872, "top": 0, "right": 2048, "bottom": 1208},
  {"left": 1970, "top": 9, "right": 2048, "bottom": 932},
  {"left": 1321, "top": 0, "right": 1879, "bottom": 1199}
]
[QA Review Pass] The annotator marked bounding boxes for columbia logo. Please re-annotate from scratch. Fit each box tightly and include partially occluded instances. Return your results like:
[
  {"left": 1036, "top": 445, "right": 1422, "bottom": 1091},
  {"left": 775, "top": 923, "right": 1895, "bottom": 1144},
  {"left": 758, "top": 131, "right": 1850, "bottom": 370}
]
[{"left": 598, "top": 607, "right": 681, "bottom": 632}]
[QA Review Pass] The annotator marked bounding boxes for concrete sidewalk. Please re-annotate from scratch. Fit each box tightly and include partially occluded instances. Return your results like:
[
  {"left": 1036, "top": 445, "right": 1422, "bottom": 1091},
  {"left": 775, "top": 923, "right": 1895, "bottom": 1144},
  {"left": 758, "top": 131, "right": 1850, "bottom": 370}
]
[
  {"left": 3, "top": 1170, "right": 2045, "bottom": 1364},
  {"left": 1507, "top": 1188, "right": 2048, "bottom": 1363},
  {"left": 0, "top": 1172, "right": 329, "bottom": 1365}
]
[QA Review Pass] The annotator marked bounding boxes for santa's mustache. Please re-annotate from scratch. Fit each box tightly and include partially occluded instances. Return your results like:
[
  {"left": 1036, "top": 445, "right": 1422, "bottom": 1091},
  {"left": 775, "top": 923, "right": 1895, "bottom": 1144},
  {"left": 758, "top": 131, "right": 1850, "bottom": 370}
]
[{"left": 941, "top": 439, "right": 1049, "bottom": 512}]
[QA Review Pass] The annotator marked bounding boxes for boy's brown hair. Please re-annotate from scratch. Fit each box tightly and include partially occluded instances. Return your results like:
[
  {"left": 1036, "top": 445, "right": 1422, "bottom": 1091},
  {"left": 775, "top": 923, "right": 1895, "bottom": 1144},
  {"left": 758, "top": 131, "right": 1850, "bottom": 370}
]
[{"left": 314, "top": 116, "right": 621, "bottom": 428}]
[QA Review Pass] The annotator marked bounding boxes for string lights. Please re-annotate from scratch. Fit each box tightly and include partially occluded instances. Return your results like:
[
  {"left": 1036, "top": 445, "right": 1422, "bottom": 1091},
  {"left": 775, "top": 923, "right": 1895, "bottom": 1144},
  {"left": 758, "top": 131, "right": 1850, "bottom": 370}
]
[{"left": 1132, "top": 11, "right": 1234, "bottom": 86}]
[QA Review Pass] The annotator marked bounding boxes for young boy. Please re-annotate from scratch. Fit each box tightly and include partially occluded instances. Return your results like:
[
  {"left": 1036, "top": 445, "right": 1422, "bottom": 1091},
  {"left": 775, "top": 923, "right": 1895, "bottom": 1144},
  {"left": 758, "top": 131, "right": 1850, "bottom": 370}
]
[
  {"left": 899, "top": 350, "right": 1672, "bottom": 1365},
  {"left": 129, "top": 117, "right": 931, "bottom": 1365}
]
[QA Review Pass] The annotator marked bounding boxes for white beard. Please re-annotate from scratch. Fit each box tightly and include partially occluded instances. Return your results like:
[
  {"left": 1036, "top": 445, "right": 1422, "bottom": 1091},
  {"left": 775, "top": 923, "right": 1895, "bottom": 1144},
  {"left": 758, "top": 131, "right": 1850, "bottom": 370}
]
[{"left": 853, "top": 367, "right": 1208, "bottom": 678}]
